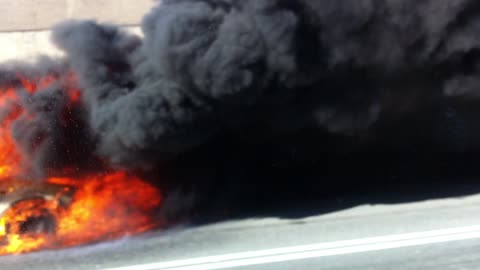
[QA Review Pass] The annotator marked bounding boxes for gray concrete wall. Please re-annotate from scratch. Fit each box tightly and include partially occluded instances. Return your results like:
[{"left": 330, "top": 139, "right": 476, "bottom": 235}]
[
  {"left": 0, "top": 27, "right": 141, "bottom": 62},
  {"left": 0, "top": 0, "right": 153, "bottom": 62},
  {"left": 0, "top": 0, "right": 156, "bottom": 31}
]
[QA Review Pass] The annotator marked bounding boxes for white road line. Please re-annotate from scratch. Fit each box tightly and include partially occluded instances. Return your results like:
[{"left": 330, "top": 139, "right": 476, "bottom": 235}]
[{"left": 103, "top": 224, "right": 480, "bottom": 270}]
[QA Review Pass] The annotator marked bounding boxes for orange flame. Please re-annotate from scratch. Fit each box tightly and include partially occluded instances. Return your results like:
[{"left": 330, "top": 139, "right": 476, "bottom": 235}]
[
  {"left": 0, "top": 172, "right": 162, "bottom": 254},
  {"left": 0, "top": 87, "right": 23, "bottom": 179},
  {"left": 0, "top": 73, "right": 163, "bottom": 255}
]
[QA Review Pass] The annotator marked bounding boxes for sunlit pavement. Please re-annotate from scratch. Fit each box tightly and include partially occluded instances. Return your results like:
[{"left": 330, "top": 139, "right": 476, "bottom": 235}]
[{"left": 3, "top": 191, "right": 480, "bottom": 270}]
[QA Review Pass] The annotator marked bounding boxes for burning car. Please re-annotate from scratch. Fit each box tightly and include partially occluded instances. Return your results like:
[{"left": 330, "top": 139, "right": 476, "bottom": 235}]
[
  {"left": 0, "top": 172, "right": 162, "bottom": 255},
  {"left": 0, "top": 69, "right": 162, "bottom": 255},
  {"left": 0, "top": 180, "right": 76, "bottom": 246}
]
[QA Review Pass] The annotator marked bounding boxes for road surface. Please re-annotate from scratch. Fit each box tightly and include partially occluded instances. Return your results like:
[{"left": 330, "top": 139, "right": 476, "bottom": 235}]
[{"left": 2, "top": 191, "right": 480, "bottom": 269}]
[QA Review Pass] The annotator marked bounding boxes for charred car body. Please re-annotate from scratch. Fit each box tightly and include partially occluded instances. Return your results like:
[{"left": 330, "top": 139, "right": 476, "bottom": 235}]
[{"left": 0, "top": 180, "right": 75, "bottom": 245}]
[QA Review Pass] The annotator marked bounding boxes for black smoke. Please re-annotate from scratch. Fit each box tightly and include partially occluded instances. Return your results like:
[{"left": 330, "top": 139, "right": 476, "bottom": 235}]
[
  {"left": 46, "top": 0, "right": 480, "bottom": 169},
  {"left": 0, "top": 58, "right": 98, "bottom": 180},
  {"left": 4, "top": 0, "right": 480, "bottom": 214}
]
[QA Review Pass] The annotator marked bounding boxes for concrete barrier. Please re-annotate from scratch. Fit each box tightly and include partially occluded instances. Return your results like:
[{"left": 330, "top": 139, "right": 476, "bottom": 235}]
[
  {"left": 0, "top": 0, "right": 152, "bottom": 62},
  {"left": 0, "top": 27, "right": 141, "bottom": 63},
  {"left": 0, "top": 0, "right": 156, "bottom": 31}
]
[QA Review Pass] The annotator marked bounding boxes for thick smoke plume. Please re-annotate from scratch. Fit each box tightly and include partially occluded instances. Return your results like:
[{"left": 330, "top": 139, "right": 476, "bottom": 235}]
[
  {"left": 0, "top": 59, "right": 97, "bottom": 179},
  {"left": 4, "top": 0, "right": 480, "bottom": 176}
]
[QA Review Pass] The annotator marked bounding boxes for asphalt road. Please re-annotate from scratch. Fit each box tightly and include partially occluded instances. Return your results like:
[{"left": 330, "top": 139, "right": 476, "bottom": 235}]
[{"left": 2, "top": 191, "right": 480, "bottom": 270}]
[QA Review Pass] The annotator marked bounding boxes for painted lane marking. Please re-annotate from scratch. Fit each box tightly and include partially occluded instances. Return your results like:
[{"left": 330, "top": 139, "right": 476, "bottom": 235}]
[{"left": 103, "top": 224, "right": 480, "bottom": 270}]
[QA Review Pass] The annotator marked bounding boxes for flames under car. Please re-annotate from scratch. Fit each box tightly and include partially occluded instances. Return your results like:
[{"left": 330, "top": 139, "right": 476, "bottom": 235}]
[{"left": 0, "top": 180, "right": 76, "bottom": 246}]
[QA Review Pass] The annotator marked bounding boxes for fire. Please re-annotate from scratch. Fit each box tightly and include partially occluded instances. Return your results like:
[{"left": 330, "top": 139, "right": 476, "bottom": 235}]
[
  {"left": 0, "top": 73, "right": 163, "bottom": 255},
  {"left": 0, "top": 172, "right": 162, "bottom": 255},
  {"left": 0, "top": 87, "right": 23, "bottom": 179}
]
